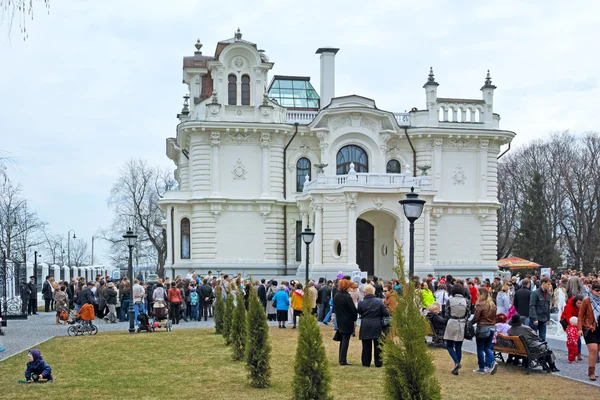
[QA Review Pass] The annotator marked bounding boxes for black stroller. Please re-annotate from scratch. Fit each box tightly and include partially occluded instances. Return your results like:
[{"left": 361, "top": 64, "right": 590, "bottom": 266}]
[{"left": 137, "top": 312, "right": 152, "bottom": 333}]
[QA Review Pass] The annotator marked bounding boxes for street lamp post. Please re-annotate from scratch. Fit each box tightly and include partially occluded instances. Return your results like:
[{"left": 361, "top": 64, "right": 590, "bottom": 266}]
[
  {"left": 123, "top": 227, "right": 138, "bottom": 334},
  {"left": 300, "top": 225, "right": 316, "bottom": 287},
  {"left": 399, "top": 187, "right": 426, "bottom": 280},
  {"left": 67, "top": 230, "right": 76, "bottom": 268},
  {"left": 33, "top": 251, "right": 41, "bottom": 290}
]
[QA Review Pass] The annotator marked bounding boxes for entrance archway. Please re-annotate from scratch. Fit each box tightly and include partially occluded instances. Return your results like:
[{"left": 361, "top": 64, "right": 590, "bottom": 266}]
[{"left": 356, "top": 218, "right": 374, "bottom": 276}]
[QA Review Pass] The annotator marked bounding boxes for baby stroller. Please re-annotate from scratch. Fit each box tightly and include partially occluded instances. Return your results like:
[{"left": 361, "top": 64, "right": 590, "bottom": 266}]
[
  {"left": 151, "top": 300, "right": 172, "bottom": 332},
  {"left": 137, "top": 312, "right": 152, "bottom": 333}
]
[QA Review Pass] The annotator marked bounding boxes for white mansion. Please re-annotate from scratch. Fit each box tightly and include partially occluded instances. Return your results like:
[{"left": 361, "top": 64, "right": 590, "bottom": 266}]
[{"left": 160, "top": 30, "right": 515, "bottom": 280}]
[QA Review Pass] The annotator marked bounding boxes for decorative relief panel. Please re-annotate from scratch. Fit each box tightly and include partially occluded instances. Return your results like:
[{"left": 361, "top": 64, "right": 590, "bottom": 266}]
[
  {"left": 450, "top": 139, "right": 470, "bottom": 151},
  {"left": 299, "top": 139, "right": 311, "bottom": 155},
  {"left": 231, "top": 159, "right": 248, "bottom": 180},
  {"left": 330, "top": 116, "right": 351, "bottom": 131},
  {"left": 229, "top": 56, "right": 249, "bottom": 72},
  {"left": 228, "top": 130, "right": 252, "bottom": 144},
  {"left": 452, "top": 165, "right": 467, "bottom": 185},
  {"left": 372, "top": 197, "right": 384, "bottom": 210}
]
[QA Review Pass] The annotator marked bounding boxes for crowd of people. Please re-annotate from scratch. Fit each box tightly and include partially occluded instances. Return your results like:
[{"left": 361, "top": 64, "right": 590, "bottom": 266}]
[{"left": 17, "top": 267, "right": 600, "bottom": 381}]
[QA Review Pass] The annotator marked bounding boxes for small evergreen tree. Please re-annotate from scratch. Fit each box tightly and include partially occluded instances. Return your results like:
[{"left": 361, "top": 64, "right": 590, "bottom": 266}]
[
  {"left": 383, "top": 243, "right": 441, "bottom": 400},
  {"left": 292, "top": 287, "right": 332, "bottom": 400},
  {"left": 231, "top": 288, "right": 247, "bottom": 361},
  {"left": 214, "top": 287, "right": 225, "bottom": 334},
  {"left": 245, "top": 285, "right": 272, "bottom": 388},
  {"left": 223, "top": 290, "right": 235, "bottom": 345}
]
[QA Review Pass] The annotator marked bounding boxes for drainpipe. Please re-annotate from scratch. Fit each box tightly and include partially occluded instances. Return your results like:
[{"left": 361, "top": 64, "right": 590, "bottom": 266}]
[
  {"left": 497, "top": 141, "right": 511, "bottom": 159},
  {"left": 282, "top": 122, "right": 300, "bottom": 275},
  {"left": 403, "top": 127, "right": 417, "bottom": 177}
]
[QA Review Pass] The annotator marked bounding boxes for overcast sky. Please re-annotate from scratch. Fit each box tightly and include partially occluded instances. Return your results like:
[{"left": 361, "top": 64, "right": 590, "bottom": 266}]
[{"left": 1, "top": 0, "right": 598, "bottom": 265}]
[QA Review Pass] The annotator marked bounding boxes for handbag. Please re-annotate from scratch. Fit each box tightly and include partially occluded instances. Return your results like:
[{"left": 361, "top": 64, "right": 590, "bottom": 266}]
[
  {"left": 333, "top": 331, "right": 342, "bottom": 342},
  {"left": 560, "top": 318, "right": 568, "bottom": 331},
  {"left": 476, "top": 326, "right": 493, "bottom": 339},
  {"left": 272, "top": 299, "right": 277, "bottom": 308},
  {"left": 382, "top": 316, "right": 392, "bottom": 328},
  {"left": 464, "top": 320, "right": 475, "bottom": 340}
]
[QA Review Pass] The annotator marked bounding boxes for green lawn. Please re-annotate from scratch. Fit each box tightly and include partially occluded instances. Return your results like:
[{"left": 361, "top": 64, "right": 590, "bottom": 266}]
[{"left": 0, "top": 326, "right": 594, "bottom": 399}]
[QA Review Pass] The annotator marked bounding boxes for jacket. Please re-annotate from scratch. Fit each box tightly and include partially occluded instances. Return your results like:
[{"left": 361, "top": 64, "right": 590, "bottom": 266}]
[
  {"left": 318, "top": 285, "right": 332, "bottom": 304},
  {"left": 199, "top": 284, "right": 213, "bottom": 301},
  {"left": 104, "top": 288, "right": 118, "bottom": 305},
  {"left": 529, "top": 288, "right": 551, "bottom": 322},
  {"left": 473, "top": 301, "right": 496, "bottom": 327},
  {"left": 42, "top": 280, "right": 53, "bottom": 300},
  {"left": 291, "top": 290, "right": 304, "bottom": 311},
  {"left": 80, "top": 287, "right": 95, "bottom": 305},
  {"left": 560, "top": 297, "right": 580, "bottom": 327},
  {"left": 513, "top": 287, "right": 531, "bottom": 317},
  {"left": 54, "top": 291, "right": 68, "bottom": 311},
  {"left": 333, "top": 291, "right": 358, "bottom": 334},
  {"left": 373, "top": 283, "right": 384, "bottom": 299},
  {"left": 507, "top": 324, "right": 546, "bottom": 348},
  {"left": 496, "top": 291, "right": 511, "bottom": 315},
  {"left": 577, "top": 297, "right": 598, "bottom": 333},
  {"left": 20, "top": 282, "right": 32, "bottom": 300},
  {"left": 167, "top": 288, "right": 182, "bottom": 303},
  {"left": 272, "top": 290, "right": 290, "bottom": 311},
  {"left": 421, "top": 289, "right": 435, "bottom": 308},
  {"left": 257, "top": 285, "right": 267, "bottom": 304},
  {"left": 443, "top": 294, "right": 469, "bottom": 342},
  {"left": 357, "top": 294, "right": 389, "bottom": 340},
  {"left": 307, "top": 286, "right": 318, "bottom": 309},
  {"left": 25, "top": 350, "right": 52, "bottom": 380},
  {"left": 427, "top": 312, "right": 447, "bottom": 336},
  {"left": 384, "top": 294, "right": 398, "bottom": 313}
]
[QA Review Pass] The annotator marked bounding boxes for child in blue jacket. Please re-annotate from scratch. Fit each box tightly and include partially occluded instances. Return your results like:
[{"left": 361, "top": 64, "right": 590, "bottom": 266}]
[{"left": 24, "top": 349, "right": 53, "bottom": 383}]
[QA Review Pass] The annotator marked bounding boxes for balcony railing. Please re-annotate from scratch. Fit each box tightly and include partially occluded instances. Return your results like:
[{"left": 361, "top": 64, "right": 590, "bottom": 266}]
[
  {"left": 285, "top": 110, "right": 412, "bottom": 126},
  {"left": 302, "top": 170, "right": 431, "bottom": 192}
]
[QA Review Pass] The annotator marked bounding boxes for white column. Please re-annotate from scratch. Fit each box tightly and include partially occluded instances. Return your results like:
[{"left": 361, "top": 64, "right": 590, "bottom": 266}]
[
  {"left": 479, "top": 140, "right": 489, "bottom": 200},
  {"left": 41, "top": 263, "right": 49, "bottom": 281},
  {"left": 71, "top": 266, "right": 78, "bottom": 279},
  {"left": 166, "top": 207, "right": 173, "bottom": 269},
  {"left": 63, "top": 266, "right": 70, "bottom": 282},
  {"left": 261, "top": 133, "right": 271, "bottom": 198},
  {"left": 210, "top": 132, "right": 220, "bottom": 197},
  {"left": 52, "top": 265, "right": 61, "bottom": 280},
  {"left": 424, "top": 207, "right": 431, "bottom": 266},
  {"left": 26, "top": 262, "right": 34, "bottom": 280},
  {"left": 347, "top": 202, "right": 357, "bottom": 266},
  {"left": 301, "top": 212, "right": 308, "bottom": 267},
  {"left": 432, "top": 139, "right": 443, "bottom": 191},
  {"left": 314, "top": 205, "right": 323, "bottom": 266}
]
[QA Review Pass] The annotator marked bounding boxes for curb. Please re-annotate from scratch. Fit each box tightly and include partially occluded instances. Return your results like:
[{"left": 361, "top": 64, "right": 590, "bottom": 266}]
[{"left": 0, "top": 336, "right": 56, "bottom": 363}]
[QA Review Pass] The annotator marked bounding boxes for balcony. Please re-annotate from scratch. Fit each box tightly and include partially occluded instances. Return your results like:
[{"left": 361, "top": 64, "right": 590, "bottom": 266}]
[
  {"left": 285, "top": 110, "right": 411, "bottom": 126},
  {"left": 302, "top": 164, "right": 431, "bottom": 193}
]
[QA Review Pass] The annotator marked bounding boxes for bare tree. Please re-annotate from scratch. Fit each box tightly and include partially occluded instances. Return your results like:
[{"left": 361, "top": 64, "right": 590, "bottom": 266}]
[
  {"left": 70, "top": 238, "right": 90, "bottom": 266},
  {"left": 106, "top": 159, "right": 176, "bottom": 277},
  {"left": 0, "top": 0, "right": 50, "bottom": 40}
]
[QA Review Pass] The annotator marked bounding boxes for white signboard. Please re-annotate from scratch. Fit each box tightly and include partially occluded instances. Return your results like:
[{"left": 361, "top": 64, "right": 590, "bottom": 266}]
[
  {"left": 540, "top": 268, "right": 551, "bottom": 277},
  {"left": 351, "top": 271, "right": 362, "bottom": 283}
]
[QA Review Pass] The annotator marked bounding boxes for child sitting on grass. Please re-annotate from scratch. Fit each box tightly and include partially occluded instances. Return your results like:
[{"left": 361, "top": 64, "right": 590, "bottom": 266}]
[
  {"left": 566, "top": 316, "right": 579, "bottom": 363},
  {"left": 22, "top": 349, "right": 53, "bottom": 383}
]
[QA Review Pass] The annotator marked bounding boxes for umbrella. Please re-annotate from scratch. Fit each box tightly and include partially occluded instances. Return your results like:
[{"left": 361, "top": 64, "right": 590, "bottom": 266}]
[{"left": 497, "top": 257, "right": 541, "bottom": 270}]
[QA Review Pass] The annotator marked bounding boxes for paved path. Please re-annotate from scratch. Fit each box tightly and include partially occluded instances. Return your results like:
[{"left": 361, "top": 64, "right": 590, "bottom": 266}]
[{"left": 1, "top": 313, "right": 598, "bottom": 387}]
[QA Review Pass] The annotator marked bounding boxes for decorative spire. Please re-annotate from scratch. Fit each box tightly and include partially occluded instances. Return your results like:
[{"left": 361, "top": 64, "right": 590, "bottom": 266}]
[
  {"left": 481, "top": 69, "right": 497, "bottom": 89},
  {"left": 194, "top": 39, "right": 203, "bottom": 54},
  {"left": 234, "top": 27, "right": 242, "bottom": 41},
  {"left": 424, "top": 66, "right": 439, "bottom": 87},
  {"left": 181, "top": 94, "right": 190, "bottom": 115}
]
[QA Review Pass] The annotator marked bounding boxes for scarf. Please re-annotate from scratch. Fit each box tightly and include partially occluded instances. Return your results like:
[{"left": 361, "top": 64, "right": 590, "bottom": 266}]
[{"left": 590, "top": 292, "right": 600, "bottom": 322}]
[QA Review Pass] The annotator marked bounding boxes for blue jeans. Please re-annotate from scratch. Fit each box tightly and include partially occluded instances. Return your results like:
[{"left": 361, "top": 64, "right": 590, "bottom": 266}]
[
  {"left": 446, "top": 340, "right": 463, "bottom": 365},
  {"left": 475, "top": 328, "right": 496, "bottom": 370},
  {"left": 134, "top": 302, "right": 145, "bottom": 325},
  {"left": 530, "top": 320, "right": 547, "bottom": 341},
  {"left": 323, "top": 300, "right": 333, "bottom": 323},
  {"left": 120, "top": 300, "right": 130, "bottom": 322},
  {"left": 190, "top": 303, "right": 199, "bottom": 320}
]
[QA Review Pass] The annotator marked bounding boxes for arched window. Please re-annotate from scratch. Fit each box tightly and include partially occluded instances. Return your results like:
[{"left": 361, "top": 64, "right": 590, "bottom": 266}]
[
  {"left": 386, "top": 159, "right": 401, "bottom": 173},
  {"left": 181, "top": 218, "right": 190, "bottom": 259},
  {"left": 241, "top": 75, "right": 250, "bottom": 105},
  {"left": 296, "top": 157, "right": 311, "bottom": 192},
  {"left": 228, "top": 75, "right": 237, "bottom": 105},
  {"left": 336, "top": 145, "right": 368, "bottom": 175}
]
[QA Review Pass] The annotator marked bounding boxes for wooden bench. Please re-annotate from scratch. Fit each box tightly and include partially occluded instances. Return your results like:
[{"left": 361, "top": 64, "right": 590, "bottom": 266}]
[{"left": 494, "top": 333, "right": 551, "bottom": 374}]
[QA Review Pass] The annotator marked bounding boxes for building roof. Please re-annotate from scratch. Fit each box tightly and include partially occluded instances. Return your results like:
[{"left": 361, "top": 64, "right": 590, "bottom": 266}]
[{"left": 267, "top": 75, "right": 320, "bottom": 109}]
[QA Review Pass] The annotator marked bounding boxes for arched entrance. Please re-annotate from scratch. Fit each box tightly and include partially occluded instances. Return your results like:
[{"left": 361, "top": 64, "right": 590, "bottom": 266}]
[{"left": 356, "top": 218, "right": 374, "bottom": 276}]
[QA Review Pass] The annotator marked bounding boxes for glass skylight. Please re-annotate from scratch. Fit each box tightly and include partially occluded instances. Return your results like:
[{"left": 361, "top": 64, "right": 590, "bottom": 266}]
[{"left": 268, "top": 77, "right": 320, "bottom": 109}]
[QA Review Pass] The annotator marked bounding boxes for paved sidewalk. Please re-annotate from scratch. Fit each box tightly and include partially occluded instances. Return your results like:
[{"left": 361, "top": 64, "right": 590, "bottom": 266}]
[{"left": 1, "top": 313, "right": 598, "bottom": 387}]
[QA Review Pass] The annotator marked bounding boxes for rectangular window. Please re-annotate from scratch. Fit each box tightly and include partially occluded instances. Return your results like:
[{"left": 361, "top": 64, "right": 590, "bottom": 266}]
[{"left": 296, "top": 221, "right": 302, "bottom": 262}]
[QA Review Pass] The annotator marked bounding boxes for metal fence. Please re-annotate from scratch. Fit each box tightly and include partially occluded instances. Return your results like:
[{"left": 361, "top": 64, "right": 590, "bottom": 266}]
[{"left": 0, "top": 251, "right": 28, "bottom": 320}]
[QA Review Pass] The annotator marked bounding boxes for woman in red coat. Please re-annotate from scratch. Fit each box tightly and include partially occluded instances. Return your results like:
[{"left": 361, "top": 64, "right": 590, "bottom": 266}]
[{"left": 561, "top": 295, "right": 584, "bottom": 361}]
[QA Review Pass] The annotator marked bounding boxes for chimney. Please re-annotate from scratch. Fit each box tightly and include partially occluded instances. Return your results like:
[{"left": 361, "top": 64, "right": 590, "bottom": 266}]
[{"left": 316, "top": 47, "right": 339, "bottom": 109}]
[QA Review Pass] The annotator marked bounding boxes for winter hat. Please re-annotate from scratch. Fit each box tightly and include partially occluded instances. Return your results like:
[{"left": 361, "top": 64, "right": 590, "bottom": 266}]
[
  {"left": 570, "top": 316, "right": 578, "bottom": 325},
  {"left": 508, "top": 314, "right": 524, "bottom": 326},
  {"left": 336, "top": 272, "right": 344, "bottom": 279},
  {"left": 28, "top": 349, "right": 42, "bottom": 361}
]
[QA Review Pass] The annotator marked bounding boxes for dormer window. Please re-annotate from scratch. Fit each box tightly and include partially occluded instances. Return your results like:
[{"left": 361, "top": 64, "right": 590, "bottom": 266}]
[
  {"left": 228, "top": 75, "right": 237, "bottom": 105},
  {"left": 241, "top": 75, "right": 250, "bottom": 106}
]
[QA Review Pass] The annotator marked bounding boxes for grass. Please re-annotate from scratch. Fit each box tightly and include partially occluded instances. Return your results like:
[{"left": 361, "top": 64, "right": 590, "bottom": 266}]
[{"left": 0, "top": 325, "right": 594, "bottom": 400}]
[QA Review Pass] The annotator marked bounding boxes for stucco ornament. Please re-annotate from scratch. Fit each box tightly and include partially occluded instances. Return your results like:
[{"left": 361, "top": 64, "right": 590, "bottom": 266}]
[
  {"left": 373, "top": 197, "right": 384, "bottom": 210},
  {"left": 299, "top": 139, "right": 310, "bottom": 155},
  {"left": 229, "top": 130, "right": 250, "bottom": 144},
  {"left": 232, "top": 159, "right": 248, "bottom": 180},
  {"left": 331, "top": 116, "right": 351, "bottom": 131},
  {"left": 452, "top": 165, "right": 467, "bottom": 185},
  {"left": 451, "top": 139, "right": 470, "bottom": 151}
]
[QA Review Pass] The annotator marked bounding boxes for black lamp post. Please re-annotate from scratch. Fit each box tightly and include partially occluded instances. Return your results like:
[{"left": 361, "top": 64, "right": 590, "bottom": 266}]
[
  {"left": 67, "top": 229, "right": 76, "bottom": 268},
  {"left": 122, "top": 227, "right": 138, "bottom": 334},
  {"left": 399, "top": 187, "right": 426, "bottom": 279},
  {"left": 33, "top": 251, "right": 41, "bottom": 291},
  {"left": 300, "top": 225, "right": 315, "bottom": 286}
]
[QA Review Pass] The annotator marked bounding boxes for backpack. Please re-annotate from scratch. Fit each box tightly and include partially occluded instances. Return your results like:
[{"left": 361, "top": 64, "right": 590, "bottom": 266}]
[{"left": 190, "top": 291, "right": 199, "bottom": 306}]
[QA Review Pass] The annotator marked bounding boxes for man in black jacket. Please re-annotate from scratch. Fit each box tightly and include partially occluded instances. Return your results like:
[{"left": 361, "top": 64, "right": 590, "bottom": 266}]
[
  {"left": 317, "top": 281, "right": 333, "bottom": 322},
  {"left": 257, "top": 279, "right": 267, "bottom": 310},
  {"left": 529, "top": 277, "right": 551, "bottom": 341},
  {"left": 103, "top": 283, "right": 118, "bottom": 323},
  {"left": 41, "top": 276, "right": 53, "bottom": 312},
  {"left": 373, "top": 276, "right": 384, "bottom": 299},
  {"left": 26, "top": 276, "right": 38, "bottom": 315},
  {"left": 513, "top": 278, "right": 531, "bottom": 324},
  {"left": 20, "top": 279, "right": 31, "bottom": 315},
  {"left": 198, "top": 279, "right": 213, "bottom": 321}
]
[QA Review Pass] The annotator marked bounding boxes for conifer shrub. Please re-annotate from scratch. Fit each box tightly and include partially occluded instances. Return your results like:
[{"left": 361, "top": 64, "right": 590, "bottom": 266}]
[
  {"left": 214, "top": 287, "right": 225, "bottom": 335},
  {"left": 292, "top": 286, "right": 332, "bottom": 400},
  {"left": 223, "top": 290, "right": 235, "bottom": 345},
  {"left": 231, "top": 288, "right": 247, "bottom": 361},
  {"left": 245, "top": 284, "right": 272, "bottom": 388},
  {"left": 382, "top": 244, "right": 441, "bottom": 400}
]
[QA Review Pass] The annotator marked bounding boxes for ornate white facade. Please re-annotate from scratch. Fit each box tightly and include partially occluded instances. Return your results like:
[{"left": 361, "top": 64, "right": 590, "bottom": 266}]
[{"left": 160, "top": 30, "right": 515, "bottom": 280}]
